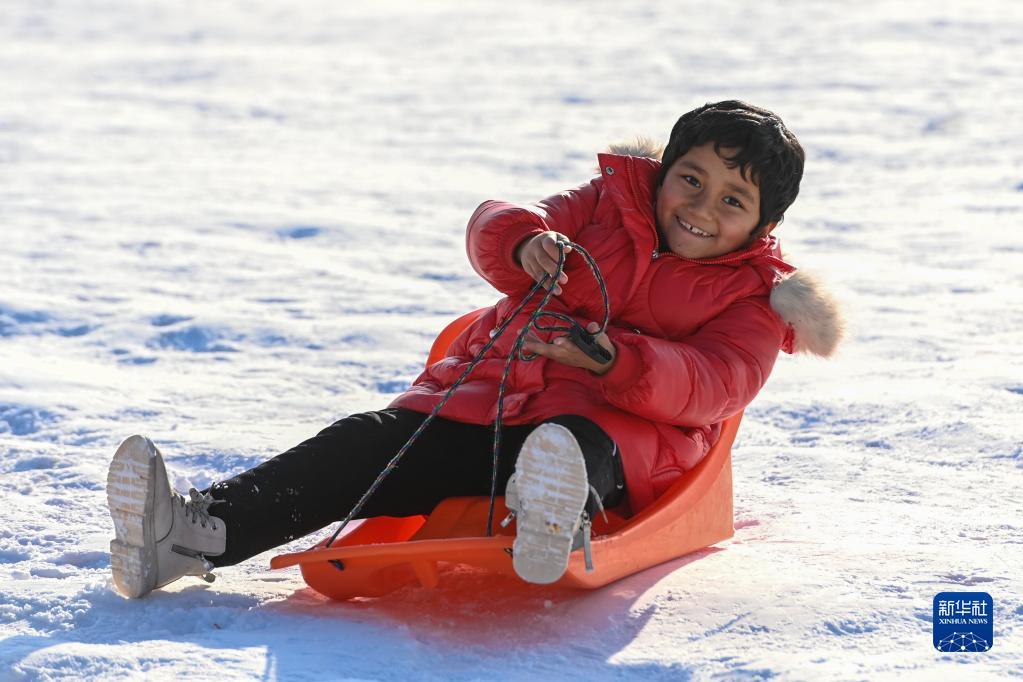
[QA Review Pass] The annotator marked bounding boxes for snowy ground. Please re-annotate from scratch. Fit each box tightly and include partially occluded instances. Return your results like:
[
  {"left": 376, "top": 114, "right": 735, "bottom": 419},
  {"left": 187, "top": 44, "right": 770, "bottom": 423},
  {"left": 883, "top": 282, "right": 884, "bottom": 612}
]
[{"left": 2, "top": 0, "right": 1022, "bottom": 679}]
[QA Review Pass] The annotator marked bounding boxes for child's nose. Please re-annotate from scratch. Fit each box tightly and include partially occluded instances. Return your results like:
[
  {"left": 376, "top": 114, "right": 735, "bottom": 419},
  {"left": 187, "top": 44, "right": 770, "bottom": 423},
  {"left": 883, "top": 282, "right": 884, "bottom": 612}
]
[{"left": 687, "top": 193, "right": 714, "bottom": 222}]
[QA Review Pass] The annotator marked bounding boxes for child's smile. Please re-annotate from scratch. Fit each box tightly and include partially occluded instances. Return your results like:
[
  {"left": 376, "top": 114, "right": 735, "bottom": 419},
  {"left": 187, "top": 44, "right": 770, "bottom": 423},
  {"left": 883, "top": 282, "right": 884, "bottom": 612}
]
[
  {"left": 676, "top": 216, "right": 713, "bottom": 238},
  {"left": 655, "top": 142, "right": 775, "bottom": 259}
]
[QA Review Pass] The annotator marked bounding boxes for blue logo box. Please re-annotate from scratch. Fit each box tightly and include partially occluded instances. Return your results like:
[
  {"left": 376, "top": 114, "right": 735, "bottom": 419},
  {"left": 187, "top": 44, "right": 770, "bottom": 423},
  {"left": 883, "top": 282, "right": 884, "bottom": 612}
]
[{"left": 933, "top": 592, "right": 993, "bottom": 652}]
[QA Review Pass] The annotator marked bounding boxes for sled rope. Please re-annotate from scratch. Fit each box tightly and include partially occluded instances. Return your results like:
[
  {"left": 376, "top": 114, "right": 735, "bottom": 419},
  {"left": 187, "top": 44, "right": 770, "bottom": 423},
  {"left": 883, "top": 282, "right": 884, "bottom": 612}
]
[{"left": 323, "top": 240, "right": 610, "bottom": 549}]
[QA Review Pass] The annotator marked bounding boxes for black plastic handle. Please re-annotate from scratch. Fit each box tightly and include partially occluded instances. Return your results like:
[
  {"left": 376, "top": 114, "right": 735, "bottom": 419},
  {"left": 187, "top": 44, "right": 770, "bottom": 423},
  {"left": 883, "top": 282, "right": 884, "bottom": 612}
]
[{"left": 568, "top": 326, "right": 613, "bottom": 365}]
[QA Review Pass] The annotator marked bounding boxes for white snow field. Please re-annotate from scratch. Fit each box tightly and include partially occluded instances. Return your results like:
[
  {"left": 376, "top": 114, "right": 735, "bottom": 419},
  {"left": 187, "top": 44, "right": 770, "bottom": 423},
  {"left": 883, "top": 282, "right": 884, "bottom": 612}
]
[{"left": 2, "top": 0, "right": 1021, "bottom": 679}]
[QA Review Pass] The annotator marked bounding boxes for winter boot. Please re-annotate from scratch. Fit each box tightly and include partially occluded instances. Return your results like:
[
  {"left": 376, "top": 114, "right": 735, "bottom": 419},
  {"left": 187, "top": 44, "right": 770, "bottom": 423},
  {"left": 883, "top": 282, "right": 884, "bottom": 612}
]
[
  {"left": 106, "top": 435, "right": 226, "bottom": 598},
  {"left": 504, "top": 423, "right": 591, "bottom": 584}
]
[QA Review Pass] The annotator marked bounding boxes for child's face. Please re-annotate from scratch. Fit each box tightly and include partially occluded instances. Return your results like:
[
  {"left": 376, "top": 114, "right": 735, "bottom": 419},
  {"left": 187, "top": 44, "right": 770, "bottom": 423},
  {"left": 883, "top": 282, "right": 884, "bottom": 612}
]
[{"left": 655, "top": 142, "right": 775, "bottom": 259}]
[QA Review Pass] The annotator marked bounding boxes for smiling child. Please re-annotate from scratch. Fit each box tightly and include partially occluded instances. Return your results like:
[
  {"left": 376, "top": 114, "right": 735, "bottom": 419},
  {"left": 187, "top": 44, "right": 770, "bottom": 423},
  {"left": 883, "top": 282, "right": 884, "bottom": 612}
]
[{"left": 106, "top": 100, "right": 843, "bottom": 597}]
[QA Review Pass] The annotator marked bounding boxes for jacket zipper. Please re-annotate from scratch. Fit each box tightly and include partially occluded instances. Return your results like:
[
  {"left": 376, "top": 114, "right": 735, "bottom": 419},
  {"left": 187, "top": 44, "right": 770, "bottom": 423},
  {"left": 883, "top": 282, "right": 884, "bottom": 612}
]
[{"left": 622, "top": 158, "right": 671, "bottom": 262}]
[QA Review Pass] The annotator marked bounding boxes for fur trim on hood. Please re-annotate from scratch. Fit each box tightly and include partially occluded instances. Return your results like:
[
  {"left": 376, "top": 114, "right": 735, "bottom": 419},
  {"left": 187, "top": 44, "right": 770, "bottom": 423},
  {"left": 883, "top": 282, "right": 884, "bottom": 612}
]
[
  {"left": 606, "top": 138, "right": 663, "bottom": 161},
  {"left": 770, "top": 270, "right": 844, "bottom": 357}
]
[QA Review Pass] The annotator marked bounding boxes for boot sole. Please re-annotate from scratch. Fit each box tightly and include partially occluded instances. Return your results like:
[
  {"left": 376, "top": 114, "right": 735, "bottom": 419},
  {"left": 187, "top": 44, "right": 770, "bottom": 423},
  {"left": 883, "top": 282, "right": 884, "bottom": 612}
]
[
  {"left": 106, "top": 435, "right": 158, "bottom": 598},
  {"left": 511, "top": 424, "right": 589, "bottom": 584}
]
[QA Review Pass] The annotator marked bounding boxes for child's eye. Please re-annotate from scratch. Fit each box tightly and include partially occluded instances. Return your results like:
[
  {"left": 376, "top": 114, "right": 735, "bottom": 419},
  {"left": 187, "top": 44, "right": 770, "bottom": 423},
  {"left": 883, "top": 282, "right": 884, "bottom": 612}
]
[
  {"left": 681, "top": 175, "right": 700, "bottom": 188},
  {"left": 724, "top": 196, "right": 744, "bottom": 209}
]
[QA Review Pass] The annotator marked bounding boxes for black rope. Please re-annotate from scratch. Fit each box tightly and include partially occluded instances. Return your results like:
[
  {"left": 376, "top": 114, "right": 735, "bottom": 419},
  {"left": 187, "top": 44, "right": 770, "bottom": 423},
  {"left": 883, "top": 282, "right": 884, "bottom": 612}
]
[{"left": 323, "top": 240, "right": 610, "bottom": 549}]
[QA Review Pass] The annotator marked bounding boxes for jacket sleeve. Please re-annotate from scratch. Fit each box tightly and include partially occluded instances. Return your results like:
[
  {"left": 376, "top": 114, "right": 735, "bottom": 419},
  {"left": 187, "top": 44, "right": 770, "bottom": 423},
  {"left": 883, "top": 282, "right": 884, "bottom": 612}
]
[
  {"left": 465, "top": 178, "right": 601, "bottom": 297},
  {"left": 598, "top": 297, "right": 786, "bottom": 426}
]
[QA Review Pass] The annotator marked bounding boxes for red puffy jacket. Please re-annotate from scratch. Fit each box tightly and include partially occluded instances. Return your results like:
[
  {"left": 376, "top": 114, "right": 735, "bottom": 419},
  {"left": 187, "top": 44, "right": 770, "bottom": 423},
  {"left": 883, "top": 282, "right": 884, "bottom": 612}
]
[{"left": 392, "top": 152, "right": 805, "bottom": 512}]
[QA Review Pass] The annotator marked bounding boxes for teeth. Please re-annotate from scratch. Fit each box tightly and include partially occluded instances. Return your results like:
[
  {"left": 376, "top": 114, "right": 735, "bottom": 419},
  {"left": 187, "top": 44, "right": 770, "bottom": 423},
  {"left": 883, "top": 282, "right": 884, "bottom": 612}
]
[{"left": 678, "top": 217, "right": 712, "bottom": 238}]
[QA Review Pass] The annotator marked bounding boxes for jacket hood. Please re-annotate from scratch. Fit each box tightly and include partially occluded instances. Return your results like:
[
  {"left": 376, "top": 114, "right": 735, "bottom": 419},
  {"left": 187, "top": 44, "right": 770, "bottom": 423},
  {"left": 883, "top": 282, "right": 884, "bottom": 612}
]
[{"left": 602, "top": 143, "right": 845, "bottom": 358}]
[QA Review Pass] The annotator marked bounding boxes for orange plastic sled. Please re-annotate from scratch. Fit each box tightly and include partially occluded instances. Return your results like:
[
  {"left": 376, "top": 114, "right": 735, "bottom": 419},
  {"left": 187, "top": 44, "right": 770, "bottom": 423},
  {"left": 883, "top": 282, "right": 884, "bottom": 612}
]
[{"left": 270, "top": 309, "right": 739, "bottom": 600}]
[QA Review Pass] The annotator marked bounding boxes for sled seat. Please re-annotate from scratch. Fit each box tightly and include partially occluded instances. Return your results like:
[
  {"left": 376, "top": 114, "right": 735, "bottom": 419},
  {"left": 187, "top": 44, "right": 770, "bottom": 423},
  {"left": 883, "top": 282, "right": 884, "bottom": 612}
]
[{"left": 270, "top": 309, "right": 738, "bottom": 600}]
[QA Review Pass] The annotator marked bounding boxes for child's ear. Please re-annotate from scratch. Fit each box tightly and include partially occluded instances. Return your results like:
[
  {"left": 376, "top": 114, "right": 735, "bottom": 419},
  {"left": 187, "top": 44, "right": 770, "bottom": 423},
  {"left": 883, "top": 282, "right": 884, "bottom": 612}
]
[{"left": 761, "top": 220, "right": 779, "bottom": 237}]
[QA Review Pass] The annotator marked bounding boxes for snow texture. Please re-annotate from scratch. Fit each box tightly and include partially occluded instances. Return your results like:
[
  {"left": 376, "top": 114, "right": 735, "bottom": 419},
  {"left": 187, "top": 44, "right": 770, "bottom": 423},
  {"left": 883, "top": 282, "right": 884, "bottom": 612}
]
[{"left": 2, "top": 0, "right": 1022, "bottom": 679}]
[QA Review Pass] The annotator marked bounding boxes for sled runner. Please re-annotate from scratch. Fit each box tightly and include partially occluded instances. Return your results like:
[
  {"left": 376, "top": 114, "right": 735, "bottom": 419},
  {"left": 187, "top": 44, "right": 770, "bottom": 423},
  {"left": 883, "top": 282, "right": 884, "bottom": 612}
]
[{"left": 270, "top": 309, "right": 739, "bottom": 600}]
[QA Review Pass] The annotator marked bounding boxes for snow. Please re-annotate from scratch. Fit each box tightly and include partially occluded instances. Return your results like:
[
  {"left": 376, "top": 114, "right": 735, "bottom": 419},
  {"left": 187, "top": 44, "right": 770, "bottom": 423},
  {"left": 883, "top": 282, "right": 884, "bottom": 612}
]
[{"left": 2, "top": 0, "right": 1022, "bottom": 678}]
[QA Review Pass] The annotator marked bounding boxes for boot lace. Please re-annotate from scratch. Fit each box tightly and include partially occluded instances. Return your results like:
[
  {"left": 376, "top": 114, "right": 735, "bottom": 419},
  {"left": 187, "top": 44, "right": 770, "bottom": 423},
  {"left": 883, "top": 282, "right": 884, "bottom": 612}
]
[{"left": 175, "top": 488, "right": 219, "bottom": 531}]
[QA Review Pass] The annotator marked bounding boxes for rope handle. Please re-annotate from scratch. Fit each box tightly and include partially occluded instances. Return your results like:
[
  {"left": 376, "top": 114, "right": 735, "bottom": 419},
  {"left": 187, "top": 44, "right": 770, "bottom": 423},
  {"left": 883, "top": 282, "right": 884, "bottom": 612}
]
[{"left": 323, "top": 239, "right": 610, "bottom": 548}]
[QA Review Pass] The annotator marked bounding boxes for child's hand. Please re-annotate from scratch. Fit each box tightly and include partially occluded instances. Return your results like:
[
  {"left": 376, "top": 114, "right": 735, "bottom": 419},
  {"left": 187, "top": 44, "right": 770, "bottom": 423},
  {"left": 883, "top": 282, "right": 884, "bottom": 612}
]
[
  {"left": 515, "top": 232, "right": 571, "bottom": 295},
  {"left": 521, "top": 322, "right": 616, "bottom": 375}
]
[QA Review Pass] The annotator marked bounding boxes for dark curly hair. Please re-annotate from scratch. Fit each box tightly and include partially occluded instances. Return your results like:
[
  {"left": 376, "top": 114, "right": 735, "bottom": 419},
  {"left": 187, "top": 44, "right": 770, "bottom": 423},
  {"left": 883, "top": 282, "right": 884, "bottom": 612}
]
[{"left": 658, "top": 100, "right": 804, "bottom": 236}]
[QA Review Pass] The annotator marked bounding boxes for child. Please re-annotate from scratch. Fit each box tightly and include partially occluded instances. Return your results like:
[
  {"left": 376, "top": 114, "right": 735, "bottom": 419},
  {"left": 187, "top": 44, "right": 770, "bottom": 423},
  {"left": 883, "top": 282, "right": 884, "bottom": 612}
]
[{"left": 106, "top": 100, "right": 842, "bottom": 598}]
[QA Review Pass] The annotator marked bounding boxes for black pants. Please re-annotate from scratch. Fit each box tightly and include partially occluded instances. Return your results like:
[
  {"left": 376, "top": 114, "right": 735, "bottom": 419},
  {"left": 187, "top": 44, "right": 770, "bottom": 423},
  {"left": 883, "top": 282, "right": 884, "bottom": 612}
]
[{"left": 205, "top": 408, "right": 625, "bottom": 566}]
